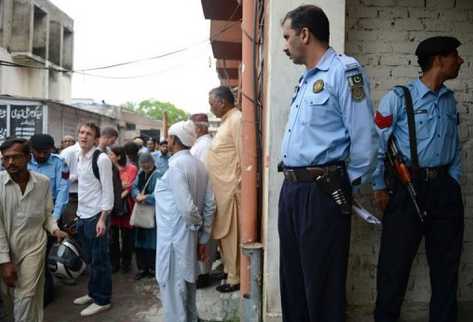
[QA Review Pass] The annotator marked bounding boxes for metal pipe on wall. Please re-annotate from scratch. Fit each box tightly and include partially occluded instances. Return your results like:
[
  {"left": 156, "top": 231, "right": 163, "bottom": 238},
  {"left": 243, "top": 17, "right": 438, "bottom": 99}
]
[{"left": 240, "top": 0, "right": 258, "bottom": 311}]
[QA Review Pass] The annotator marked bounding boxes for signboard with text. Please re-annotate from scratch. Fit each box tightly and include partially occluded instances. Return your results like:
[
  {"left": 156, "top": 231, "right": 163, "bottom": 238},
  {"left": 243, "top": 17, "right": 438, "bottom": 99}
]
[{"left": 9, "top": 105, "right": 44, "bottom": 139}]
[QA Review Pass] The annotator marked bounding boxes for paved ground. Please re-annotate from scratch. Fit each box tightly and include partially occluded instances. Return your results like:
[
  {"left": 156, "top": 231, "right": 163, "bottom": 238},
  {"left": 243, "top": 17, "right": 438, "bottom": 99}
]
[
  {"left": 44, "top": 271, "right": 162, "bottom": 322},
  {"left": 43, "top": 270, "right": 473, "bottom": 322}
]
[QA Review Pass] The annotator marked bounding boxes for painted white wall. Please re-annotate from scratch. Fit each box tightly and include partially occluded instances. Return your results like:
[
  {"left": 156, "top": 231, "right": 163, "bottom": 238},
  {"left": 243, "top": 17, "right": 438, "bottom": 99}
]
[
  {"left": 0, "top": 48, "right": 71, "bottom": 101},
  {"left": 262, "top": 1, "right": 346, "bottom": 320}
]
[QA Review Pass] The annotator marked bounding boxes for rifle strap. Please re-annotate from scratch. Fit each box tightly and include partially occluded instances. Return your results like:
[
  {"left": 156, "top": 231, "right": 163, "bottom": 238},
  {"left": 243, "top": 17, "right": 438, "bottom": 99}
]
[{"left": 397, "top": 86, "right": 419, "bottom": 170}]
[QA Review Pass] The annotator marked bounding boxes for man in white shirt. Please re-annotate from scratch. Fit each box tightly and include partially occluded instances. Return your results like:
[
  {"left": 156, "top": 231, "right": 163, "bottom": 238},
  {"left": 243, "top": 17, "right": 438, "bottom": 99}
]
[
  {"left": 190, "top": 114, "right": 213, "bottom": 164},
  {"left": 155, "top": 120, "right": 215, "bottom": 322},
  {"left": 72, "top": 123, "right": 114, "bottom": 317},
  {"left": 190, "top": 113, "right": 217, "bottom": 289}
]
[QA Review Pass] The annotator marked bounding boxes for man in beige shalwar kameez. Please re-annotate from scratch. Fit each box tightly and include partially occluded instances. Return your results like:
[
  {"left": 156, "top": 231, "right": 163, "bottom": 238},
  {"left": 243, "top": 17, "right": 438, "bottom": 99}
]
[
  {"left": 0, "top": 138, "right": 66, "bottom": 322},
  {"left": 207, "top": 86, "right": 242, "bottom": 292}
]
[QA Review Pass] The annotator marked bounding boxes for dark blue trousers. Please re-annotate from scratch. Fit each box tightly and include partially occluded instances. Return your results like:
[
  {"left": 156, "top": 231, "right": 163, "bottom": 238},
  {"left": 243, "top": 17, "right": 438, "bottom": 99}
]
[
  {"left": 77, "top": 215, "right": 112, "bottom": 306},
  {"left": 278, "top": 179, "right": 351, "bottom": 322},
  {"left": 375, "top": 174, "right": 464, "bottom": 322}
]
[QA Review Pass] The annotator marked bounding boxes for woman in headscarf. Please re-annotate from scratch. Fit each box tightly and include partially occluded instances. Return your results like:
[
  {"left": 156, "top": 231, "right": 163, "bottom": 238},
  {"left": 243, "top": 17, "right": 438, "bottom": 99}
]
[{"left": 131, "top": 152, "right": 159, "bottom": 280}]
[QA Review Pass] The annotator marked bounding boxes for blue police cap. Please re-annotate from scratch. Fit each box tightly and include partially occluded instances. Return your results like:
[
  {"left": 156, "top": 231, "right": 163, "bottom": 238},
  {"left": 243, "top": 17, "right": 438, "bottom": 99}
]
[{"left": 415, "top": 36, "right": 461, "bottom": 58}]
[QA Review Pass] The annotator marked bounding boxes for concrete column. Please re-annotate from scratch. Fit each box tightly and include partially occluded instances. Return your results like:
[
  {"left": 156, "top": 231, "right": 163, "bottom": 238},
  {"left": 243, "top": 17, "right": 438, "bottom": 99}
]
[{"left": 262, "top": 1, "right": 346, "bottom": 320}]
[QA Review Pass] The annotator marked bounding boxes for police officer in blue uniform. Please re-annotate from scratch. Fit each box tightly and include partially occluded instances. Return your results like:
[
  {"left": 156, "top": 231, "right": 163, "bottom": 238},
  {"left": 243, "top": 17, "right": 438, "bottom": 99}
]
[
  {"left": 279, "top": 5, "right": 376, "bottom": 322},
  {"left": 29, "top": 133, "right": 70, "bottom": 306},
  {"left": 372, "top": 37, "right": 464, "bottom": 322},
  {"left": 29, "top": 134, "right": 70, "bottom": 221}
]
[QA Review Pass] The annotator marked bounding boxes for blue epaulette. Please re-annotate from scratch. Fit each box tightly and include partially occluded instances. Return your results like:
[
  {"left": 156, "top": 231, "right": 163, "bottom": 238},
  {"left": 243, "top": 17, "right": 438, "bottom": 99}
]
[{"left": 336, "top": 53, "right": 361, "bottom": 72}]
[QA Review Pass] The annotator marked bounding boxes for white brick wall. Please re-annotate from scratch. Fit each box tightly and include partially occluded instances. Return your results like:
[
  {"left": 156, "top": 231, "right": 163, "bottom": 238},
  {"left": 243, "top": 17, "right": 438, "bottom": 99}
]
[{"left": 346, "top": 0, "right": 473, "bottom": 305}]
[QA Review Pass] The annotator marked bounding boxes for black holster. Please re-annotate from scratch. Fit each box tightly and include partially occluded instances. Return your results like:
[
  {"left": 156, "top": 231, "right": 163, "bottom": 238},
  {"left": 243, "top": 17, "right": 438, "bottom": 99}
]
[{"left": 315, "top": 168, "right": 352, "bottom": 215}]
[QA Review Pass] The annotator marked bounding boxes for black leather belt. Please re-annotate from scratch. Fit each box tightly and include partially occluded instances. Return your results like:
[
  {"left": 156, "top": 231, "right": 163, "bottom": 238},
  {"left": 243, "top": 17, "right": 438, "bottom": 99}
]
[
  {"left": 283, "top": 165, "right": 343, "bottom": 183},
  {"left": 412, "top": 165, "right": 449, "bottom": 181}
]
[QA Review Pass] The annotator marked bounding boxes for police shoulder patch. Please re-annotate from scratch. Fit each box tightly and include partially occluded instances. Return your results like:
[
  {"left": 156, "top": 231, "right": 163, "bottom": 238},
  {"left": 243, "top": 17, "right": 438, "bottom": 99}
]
[{"left": 347, "top": 73, "right": 365, "bottom": 101}]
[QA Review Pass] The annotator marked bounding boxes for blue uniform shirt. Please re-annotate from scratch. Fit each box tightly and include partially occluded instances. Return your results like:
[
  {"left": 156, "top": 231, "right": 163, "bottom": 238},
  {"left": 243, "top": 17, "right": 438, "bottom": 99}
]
[
  {"left": 152, "top": 151, "right": 170, "bottom": 178},
  {"left": 280, "top": 47, "right": 376, "bottom": 183},
  {"left": 372, "top": 79, "right": 461, "bottom": 190},
  {"left": 28, "top": 153, "right": 70, "bottom": 220}
]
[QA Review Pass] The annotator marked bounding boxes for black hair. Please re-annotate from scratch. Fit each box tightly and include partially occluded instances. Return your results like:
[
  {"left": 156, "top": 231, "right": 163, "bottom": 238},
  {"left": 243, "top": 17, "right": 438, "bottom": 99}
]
[
  {"left": 209, "top": 86, "right": 235, "bottom": 106},
  {"left": 79, "top": 122, "right": 101, "bottom": 138},
  {"left": 159, "top": 140, "right": 168, "bottom": 145},
  {"left": 417, "top": 51, "right": 455, "bottom": 73},
  {"left": 0, "top": 137, "right": 31, "bottom": 155},
  {"left": 123, "top": 141, "right": 140, "bottom": 165},
  {"left": 418, "top": 56, "right": 435, "bottom": 73},
  {"left": 282, "top": 5, "right": 330, "bottom": 43},
  {"left": 110, "top": 146, "right": 127, "bottom": 167}
]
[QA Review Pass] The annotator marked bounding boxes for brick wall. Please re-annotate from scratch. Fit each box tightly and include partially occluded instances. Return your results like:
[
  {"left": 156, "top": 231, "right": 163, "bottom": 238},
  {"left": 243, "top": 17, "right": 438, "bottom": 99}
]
[{"left": 345, "top": 0, "right": 473, "bottom": 305}]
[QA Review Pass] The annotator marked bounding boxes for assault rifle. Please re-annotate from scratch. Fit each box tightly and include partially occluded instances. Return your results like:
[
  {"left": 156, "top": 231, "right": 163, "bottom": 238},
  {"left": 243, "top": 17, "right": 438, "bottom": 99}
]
[{"left": 386, "top": 138, "right": 427, "bottom": 222}]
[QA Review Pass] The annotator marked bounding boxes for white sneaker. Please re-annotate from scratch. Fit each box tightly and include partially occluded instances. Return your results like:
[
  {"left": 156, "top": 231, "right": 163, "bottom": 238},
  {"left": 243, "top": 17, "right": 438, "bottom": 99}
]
[
  {"left": 73, "top": 294, "right": 93, "bottom": 305},
  {"left": 80, "top": 303, "right": 111, "bottom": 316}
]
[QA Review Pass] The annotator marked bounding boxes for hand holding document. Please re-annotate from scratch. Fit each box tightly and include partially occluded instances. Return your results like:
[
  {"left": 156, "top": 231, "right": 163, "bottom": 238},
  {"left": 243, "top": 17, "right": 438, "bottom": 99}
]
[{"left": 352, "top": 200, "right": 382, "bottom": 225}]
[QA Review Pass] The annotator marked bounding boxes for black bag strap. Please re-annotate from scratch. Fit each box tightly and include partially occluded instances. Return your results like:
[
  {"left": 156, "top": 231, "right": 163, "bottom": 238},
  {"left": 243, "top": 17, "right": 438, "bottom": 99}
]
[
  {"left": 397, "top": 86, "right": 419, "bottom": 169},
  {"left": 92, "top": 149, "right": 102, "bottom": 181}
]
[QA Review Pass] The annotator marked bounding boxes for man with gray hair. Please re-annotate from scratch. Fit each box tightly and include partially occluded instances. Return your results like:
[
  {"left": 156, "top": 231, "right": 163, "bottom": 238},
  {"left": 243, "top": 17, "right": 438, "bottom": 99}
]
[
  {"left": 155, "top": 120, "right": 216, "bottom": 322},
  {"left": 207, "top": 86, "right": 242, "bottom": 293}
]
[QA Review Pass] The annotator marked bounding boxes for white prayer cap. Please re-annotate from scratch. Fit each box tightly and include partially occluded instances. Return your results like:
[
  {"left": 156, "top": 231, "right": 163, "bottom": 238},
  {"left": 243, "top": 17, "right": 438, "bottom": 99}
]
[{"left": 169, "top": 120, "right": 196, "bottom": 147}]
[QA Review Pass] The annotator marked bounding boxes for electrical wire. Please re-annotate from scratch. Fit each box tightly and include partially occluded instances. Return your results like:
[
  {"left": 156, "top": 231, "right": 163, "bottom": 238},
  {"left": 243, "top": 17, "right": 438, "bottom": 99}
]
[{"left": 0, "top": 4, "right": 242, "bottom": 79}]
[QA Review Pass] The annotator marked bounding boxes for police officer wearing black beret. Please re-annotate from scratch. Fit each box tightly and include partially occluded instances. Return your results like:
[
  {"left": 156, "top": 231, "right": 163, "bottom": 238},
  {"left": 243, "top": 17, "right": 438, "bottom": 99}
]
[{"left": 373, "top": 36, "right": 464, "bottom": 322}]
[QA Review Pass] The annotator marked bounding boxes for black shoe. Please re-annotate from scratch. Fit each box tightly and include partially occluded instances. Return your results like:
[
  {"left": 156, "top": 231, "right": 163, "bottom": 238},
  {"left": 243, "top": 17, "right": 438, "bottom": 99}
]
[
  {"left": 211, "top": 271, "right": 227, "bottom": 282},
  {"left": 196, "top": 274, "right": 211, "bottom": 289},
  {"left": 135, "top": 271, "right": 148, "bottom": 281},
  {"left": 216, "top": 283, "right": 240, "bottom": 293},
  {"left": 145, "top": 270, "right": 155, "bottom": 278}
]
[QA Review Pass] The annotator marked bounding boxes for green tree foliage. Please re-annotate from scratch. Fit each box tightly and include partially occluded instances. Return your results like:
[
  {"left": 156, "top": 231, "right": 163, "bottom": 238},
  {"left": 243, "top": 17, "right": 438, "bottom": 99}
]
[{"left": 124, "top": 99, "right": 188, "bottom": 125}]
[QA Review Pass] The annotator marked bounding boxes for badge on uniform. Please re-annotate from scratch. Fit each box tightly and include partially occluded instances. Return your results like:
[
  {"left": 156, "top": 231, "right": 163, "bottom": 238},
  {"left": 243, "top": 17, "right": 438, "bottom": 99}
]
[
  {"left": 348, "top": 73, "right": 365, "bottom": 101},
  {"left": 313, "top": 79, "right": 324, "bottom": 93}
]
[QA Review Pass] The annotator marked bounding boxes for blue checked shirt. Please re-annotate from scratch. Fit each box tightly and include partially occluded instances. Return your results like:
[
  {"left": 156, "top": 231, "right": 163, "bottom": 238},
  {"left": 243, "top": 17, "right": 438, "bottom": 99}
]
[
  {"left": 280, "top": 47, "right": 377, "bottom": 183},
  {"left": 372, "top": 79, "right": 461, "bottom": 190},
  {"left": 28, "top": 153, "right": 70, "bottom": 220}
]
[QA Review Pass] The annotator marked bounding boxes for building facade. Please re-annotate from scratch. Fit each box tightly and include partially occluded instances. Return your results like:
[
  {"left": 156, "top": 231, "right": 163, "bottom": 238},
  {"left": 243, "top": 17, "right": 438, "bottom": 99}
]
[
  {"left": 202, "top": 0, "right": 473, "bottom": 321},
  {"left": 0, "top": 0, "right": 73, "bottom": 102}
]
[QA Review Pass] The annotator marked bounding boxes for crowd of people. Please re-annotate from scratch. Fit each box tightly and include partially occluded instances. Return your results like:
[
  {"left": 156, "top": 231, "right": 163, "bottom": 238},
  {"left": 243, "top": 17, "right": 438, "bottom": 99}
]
[
  {"left": 0, "top": 85, "right": 241, "bottom": 322},
  {"left": 0, "top": 3, "right": 467, "bottom": 322}
]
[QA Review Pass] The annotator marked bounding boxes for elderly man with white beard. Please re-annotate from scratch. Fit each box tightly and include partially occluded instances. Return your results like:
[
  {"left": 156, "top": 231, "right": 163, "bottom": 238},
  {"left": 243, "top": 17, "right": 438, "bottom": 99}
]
[{"left": 155, "top": 120, "right": 216, "bottom": 322}]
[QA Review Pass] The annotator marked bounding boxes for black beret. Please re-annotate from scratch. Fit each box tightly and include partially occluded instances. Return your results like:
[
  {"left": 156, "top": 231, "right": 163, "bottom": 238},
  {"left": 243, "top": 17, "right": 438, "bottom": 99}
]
[
  {"left": 30, "top": 134, "right": 55, "bottom": 150},
  {"left": 415, "top": 36, "right": 461, "bottom": 57}
]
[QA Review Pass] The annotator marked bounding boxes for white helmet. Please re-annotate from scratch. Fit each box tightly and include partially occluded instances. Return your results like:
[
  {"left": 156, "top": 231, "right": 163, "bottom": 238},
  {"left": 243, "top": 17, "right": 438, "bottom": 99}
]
[{"left": 48, "top": 239, "right": 86, "bottom": 282}]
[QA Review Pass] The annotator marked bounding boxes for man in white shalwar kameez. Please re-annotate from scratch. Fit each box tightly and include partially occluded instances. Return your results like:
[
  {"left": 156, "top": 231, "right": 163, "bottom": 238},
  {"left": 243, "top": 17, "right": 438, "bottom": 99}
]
[
  {"left": 155, "top": 120, "right": 216, "bottom": 322},
  {"left": 0, "top": 138, "right": 66, "bottom": 322}
]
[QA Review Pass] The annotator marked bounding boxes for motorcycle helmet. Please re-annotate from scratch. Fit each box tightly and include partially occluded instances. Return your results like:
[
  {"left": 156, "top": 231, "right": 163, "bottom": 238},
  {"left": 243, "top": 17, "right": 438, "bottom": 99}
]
[{"left": 48, "top": 238, "right": 86, "bottom": 282}]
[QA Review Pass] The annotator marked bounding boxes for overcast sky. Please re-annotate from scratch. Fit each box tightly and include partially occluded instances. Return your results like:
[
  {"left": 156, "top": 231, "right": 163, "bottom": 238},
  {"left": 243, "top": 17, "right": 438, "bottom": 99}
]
[{"left": 50, "top": 0, "right": 220, "bottom": 114}]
